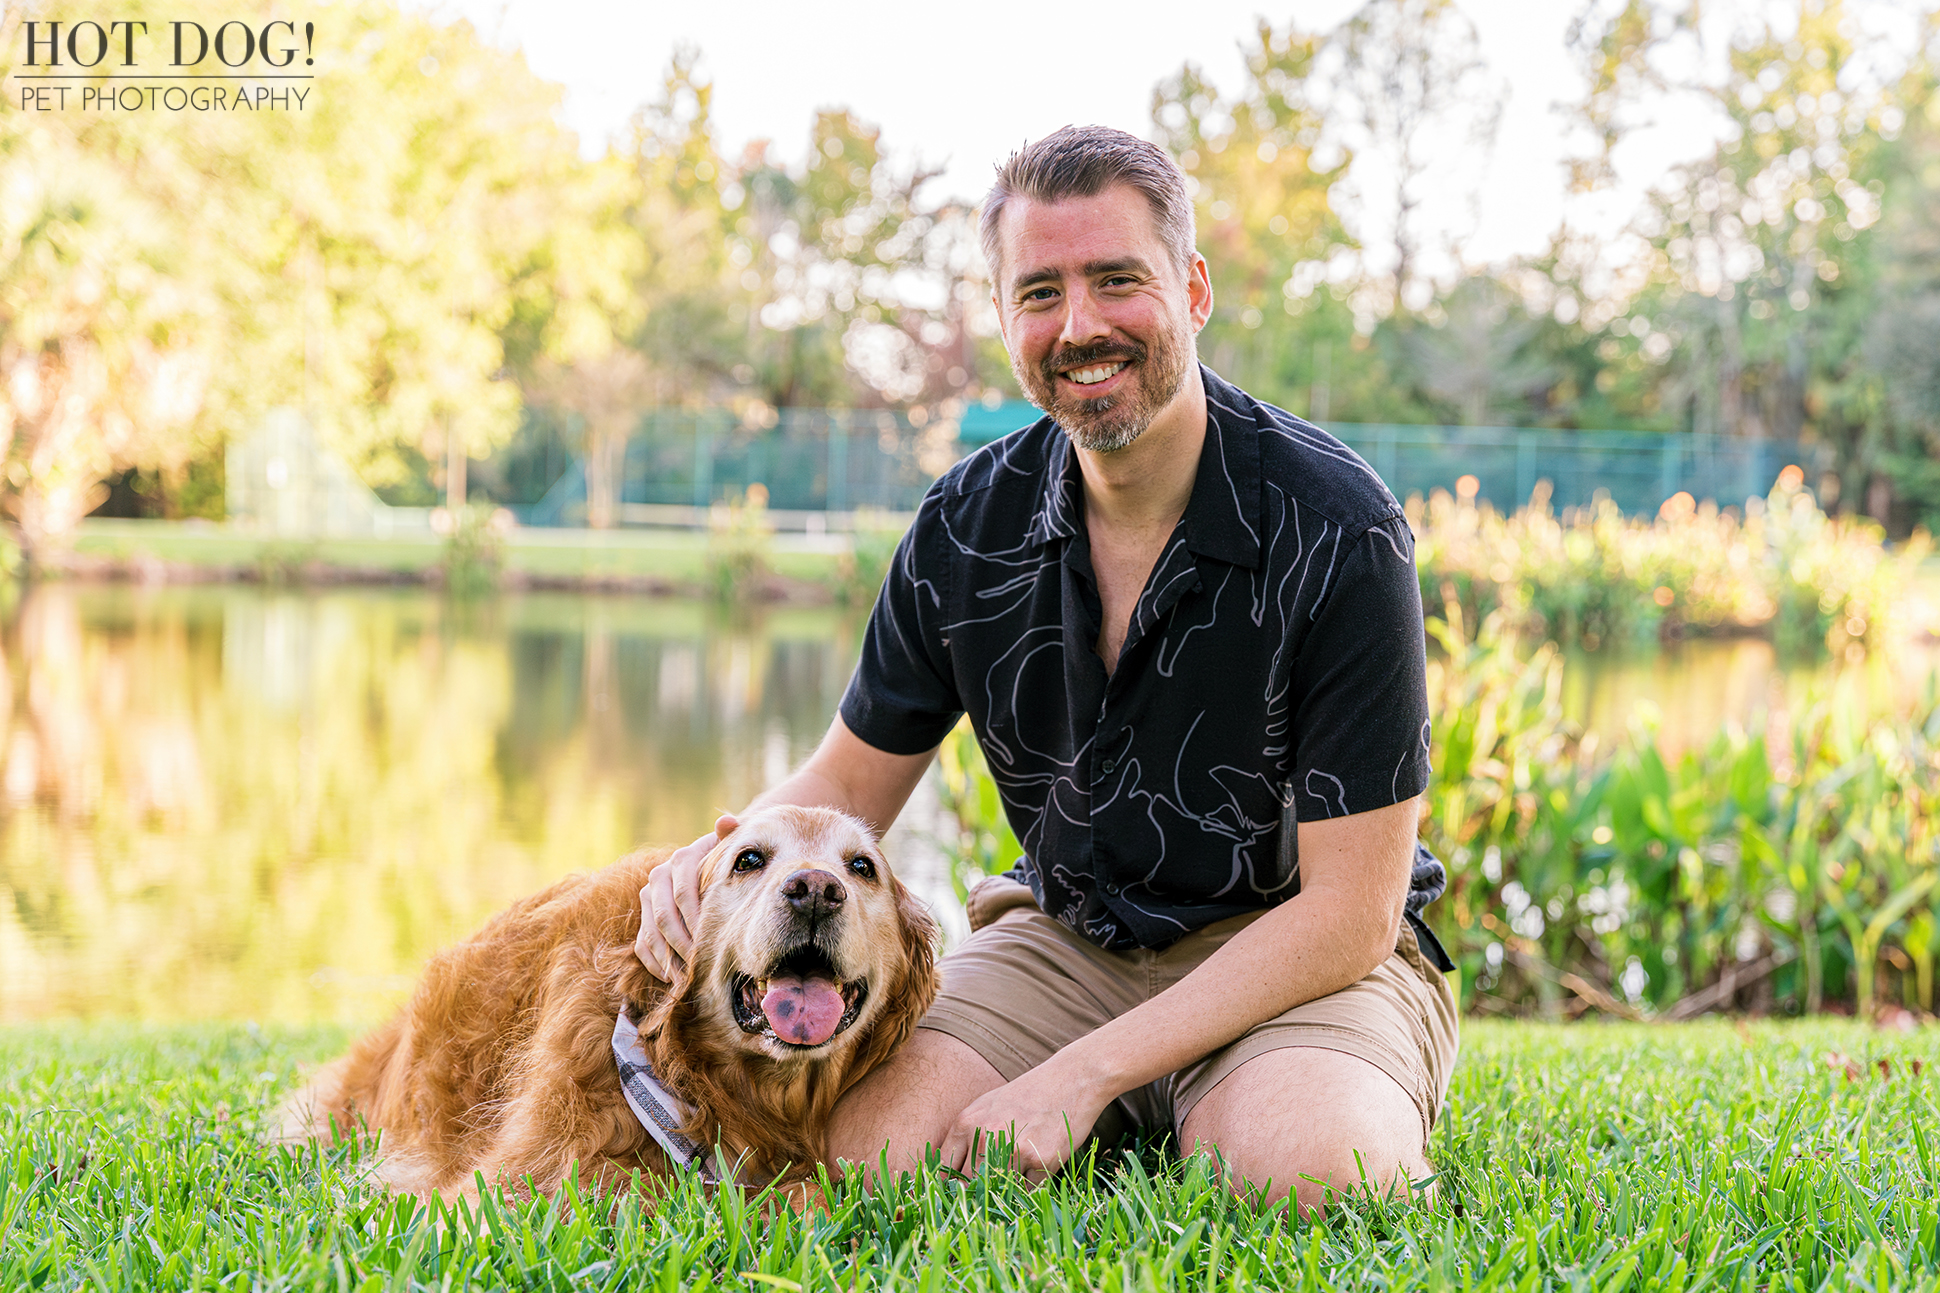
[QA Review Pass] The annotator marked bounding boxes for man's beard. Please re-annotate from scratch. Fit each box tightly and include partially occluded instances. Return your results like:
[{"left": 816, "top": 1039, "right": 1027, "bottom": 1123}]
[{"left": 1013, "top": 323, "right": 1192, "bottom": 454}]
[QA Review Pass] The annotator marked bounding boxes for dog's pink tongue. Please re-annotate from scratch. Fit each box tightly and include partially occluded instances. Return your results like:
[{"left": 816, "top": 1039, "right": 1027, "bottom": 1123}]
[{"left": 761, "top": 974, "right": 846, "bottom": 1046}]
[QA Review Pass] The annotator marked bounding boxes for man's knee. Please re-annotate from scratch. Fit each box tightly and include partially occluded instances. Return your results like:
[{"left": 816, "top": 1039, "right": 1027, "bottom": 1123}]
[
  {"left": 827, "top": 1028, "right": 1005, "bottom": 1183},
  {"left": 1179, "top": 1046, "right": 1430, "bottom": 1212}
]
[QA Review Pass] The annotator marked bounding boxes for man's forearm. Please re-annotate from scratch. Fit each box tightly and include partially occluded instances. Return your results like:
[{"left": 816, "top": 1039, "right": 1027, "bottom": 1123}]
[
  {"left": 745, "top": 715, "right": 937, "bottom": 840},
  {"left": 747, "top": 766, "right": 862, "bottom": 820},
  {"left": 1046, "top": 885, "right": 1397, "bottom": 1101},
  {"left": 1041, "top": 797, "right": 1420, "bottom": 1105}
]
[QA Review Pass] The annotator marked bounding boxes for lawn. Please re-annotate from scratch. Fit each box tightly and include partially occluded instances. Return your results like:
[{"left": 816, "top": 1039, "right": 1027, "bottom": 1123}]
[
  {"left": 3, "top": 1020, "right": 1937, "bottom": 1290},
  {"left": 67, "top": 519, "right": 850, "bottom": 587}
]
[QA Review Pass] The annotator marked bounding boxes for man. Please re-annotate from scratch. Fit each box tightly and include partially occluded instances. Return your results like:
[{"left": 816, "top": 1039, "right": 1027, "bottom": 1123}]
[{"left": 637, "top": 125, "right": 1458, "bottom": 1212}]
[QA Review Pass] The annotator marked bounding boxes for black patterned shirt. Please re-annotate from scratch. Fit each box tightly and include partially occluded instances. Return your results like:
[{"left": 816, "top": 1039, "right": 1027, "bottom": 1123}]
[{"left": 841, "top": 366, "right": 1449, "bottom": 964}]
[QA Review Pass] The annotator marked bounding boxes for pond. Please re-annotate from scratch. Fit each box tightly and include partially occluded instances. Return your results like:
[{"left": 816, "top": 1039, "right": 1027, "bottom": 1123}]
[
  {"left": 0, "top": 584, "right": 962, "bottom": 1024},
  {"left": 2, "top": 583, "right": 1933, "bottom": 1023}
]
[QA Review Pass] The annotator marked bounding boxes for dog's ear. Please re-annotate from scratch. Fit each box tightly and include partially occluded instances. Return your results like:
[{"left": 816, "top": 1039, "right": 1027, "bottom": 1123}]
[
  {"left": 639, "top": 954, "right": 695, "bottom": 1039},
  {"left": 843, "top": 875, "right": 940, "bottom": 1084}
]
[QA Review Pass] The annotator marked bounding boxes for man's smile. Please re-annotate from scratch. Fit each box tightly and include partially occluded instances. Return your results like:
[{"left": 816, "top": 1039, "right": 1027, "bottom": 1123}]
[{"left": 1064, "top": 361, "right": 1129, "bottom": 387}]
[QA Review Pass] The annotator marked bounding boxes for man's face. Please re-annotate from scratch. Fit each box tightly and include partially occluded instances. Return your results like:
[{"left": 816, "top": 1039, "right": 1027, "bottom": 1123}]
[{"left": 991, "top": 184, "right": 1212, "bottom": 454}]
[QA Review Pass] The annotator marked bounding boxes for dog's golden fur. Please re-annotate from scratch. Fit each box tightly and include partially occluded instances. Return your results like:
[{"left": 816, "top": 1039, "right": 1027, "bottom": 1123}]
[{"left": 278, "top": 806, "right": 938, "bottom": 1198}]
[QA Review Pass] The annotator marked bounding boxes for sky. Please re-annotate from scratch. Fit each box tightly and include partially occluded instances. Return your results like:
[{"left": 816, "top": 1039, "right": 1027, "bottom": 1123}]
[{"left": 414, "top": 0, "right": 1921, "bottom": 283}]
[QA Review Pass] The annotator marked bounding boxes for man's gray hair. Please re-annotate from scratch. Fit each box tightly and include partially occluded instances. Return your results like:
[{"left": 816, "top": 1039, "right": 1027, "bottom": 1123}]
[{"left": 980, "top": 125, "right": 1197, "bottom": 287}]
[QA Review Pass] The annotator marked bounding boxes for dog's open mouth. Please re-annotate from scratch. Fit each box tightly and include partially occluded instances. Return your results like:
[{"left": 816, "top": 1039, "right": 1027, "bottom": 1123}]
[{"left": 730, "top": 945, "right": 868, "bottom": 1049}]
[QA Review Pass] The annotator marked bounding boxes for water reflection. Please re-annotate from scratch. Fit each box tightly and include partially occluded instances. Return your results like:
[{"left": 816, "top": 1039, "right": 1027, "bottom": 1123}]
[
  {"left": 1561, "top": 635, "right": 1940, "bottom": 758},
  {"left": 0, "top": 585, "right": 959, "bottom": 1024},
  {"left": 5, "top": 583, "right": 1935, "bottom": 1023}
]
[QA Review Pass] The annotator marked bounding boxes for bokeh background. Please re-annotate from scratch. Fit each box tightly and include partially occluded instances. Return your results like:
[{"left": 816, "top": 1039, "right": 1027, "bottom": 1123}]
[{"left": 5, "top": 0, "right": 1940, "bottom": 1027}]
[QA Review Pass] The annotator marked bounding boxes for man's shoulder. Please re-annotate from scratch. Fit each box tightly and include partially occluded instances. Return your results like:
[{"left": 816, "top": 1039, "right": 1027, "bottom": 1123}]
[{"left": 1206, "top": 374, "right": 1407, "bottom": 543}]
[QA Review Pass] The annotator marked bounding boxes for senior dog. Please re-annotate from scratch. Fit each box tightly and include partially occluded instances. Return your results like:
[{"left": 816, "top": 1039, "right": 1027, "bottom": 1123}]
[{"left": 278, "top": 806, "right": 938, "bottom": 1198}]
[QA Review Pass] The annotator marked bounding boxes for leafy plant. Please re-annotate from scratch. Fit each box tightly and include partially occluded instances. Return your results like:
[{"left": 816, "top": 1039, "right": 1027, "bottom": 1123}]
[
  {"left": 439, "top": 505, "right": 509, "bottom": 597},
  {"left": 933, "top": 717, "right": 1022, "bottom": 902},
  {"left": 831, "top": 508, "right": 905, "bottom": 609},
  {"left": 930, "top": 599, "right": 1940, "bottom": 1020},
  {"left": 704, "top": 485, "right": 774, "bottom": 603},
  {"left": 1411, "top": 473, "right": 1925, "bottom": 654}
]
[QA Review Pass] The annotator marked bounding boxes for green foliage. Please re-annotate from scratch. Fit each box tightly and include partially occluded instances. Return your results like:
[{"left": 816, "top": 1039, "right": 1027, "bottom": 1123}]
[
  {"left": 23, "top": 0, "right": 1940, "bottom": 542},
  {"left": 933, "top": 718, "right": 1023, "bottom": 901},
  {"left": 254, "top": 538, "right": 322, "bottom": 585},
  {"left": 1549, "top": 1, "right": 1940, "bottom": 524},
  {"left": 832, "top": 509, "right": 906, "bottom": 609},
  {"left": 928, "top": 585, "right": 1940, "bottom": 1020},
  {"left": 441, "top": 506, "right": 508, "bottom": 598},
  {"left": 1412, "top": 473, "right": 1923, "bottom": 653},
  {"left": 7, "top": 1022, "right": 1940, "bottom": 1288},
  {"left": 705, "top": 487, "right": 775, "bottom": 602},
  {"left": 1423, "top": 607, "right": 1940, "bottom": 1020},
  {"left": 0, "top": 0, "right": 580, "bottom": 555}
]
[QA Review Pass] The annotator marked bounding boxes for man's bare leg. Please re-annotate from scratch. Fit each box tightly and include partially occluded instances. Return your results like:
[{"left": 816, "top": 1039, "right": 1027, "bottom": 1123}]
[
  {"left": 1181, "top": 1047, "right": 1429, "bottom": 1215},
  {"left": 827, "top": 1029, "right": 1005, "bottom": 1184}
]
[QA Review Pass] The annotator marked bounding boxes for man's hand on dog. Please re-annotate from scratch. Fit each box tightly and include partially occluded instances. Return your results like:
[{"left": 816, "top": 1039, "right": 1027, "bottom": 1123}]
[{"left": 636, "top": 813, "right": 738, "bottom": 979}]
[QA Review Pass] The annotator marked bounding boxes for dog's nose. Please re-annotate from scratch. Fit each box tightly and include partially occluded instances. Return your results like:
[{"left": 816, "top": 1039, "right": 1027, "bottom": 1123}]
[{"left": 782, "top": 868, "right": 847, "bottom": 918}]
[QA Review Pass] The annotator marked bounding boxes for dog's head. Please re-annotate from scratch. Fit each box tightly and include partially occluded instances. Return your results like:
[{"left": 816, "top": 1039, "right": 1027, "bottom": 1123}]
[{"left": 664, "top": 805, "right": 938, "bottom": 1070}]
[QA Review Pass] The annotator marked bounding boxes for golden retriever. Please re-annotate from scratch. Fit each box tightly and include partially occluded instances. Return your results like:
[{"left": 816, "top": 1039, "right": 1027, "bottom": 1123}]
[{"left": 278, "top": 805, "right": 938, "bottom": 1198}]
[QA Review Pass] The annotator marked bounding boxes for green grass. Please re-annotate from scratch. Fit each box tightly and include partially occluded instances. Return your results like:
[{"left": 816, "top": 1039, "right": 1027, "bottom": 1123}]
[
  {"left": 5, "top": 1022, "right": 1940, "bottom": 1289},
  {"left": 66, "top": 519, "right": 850, "bottom": 587}
]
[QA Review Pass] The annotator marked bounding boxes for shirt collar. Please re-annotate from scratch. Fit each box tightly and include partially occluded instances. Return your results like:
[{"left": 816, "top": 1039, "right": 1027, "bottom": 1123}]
[
  {"left": 1026, "top": 429, "right": 1084, "bottom": 546},
  {"left": 1185, "top": 366, "right": 1264, "bottom": 571},
  {"left": 1027, "top": 364, "right": 1263, "bottom": 572}
]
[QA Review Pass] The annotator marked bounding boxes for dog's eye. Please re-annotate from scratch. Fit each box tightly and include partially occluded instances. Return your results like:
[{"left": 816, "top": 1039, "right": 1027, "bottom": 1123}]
[
  {"left": 733, "top": 848, "right": 767, "bottom": 873},
  {"left": 846, "top": 856, "right": 877, "bottom": 881}
]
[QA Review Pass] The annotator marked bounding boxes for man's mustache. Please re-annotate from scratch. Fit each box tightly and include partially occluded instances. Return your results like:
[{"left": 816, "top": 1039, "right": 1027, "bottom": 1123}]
[{"left": 1040, "top": 341, "right": 1146, "bottom": 386}]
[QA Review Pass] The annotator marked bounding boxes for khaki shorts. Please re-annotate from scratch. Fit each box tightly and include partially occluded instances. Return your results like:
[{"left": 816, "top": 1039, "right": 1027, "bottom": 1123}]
[{"left": 919, "top": 876, "right": 1460, "bottom": 1148}]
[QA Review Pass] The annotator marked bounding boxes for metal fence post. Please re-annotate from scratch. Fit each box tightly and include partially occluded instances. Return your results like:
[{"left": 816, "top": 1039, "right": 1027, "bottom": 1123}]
[
  {"left": 829, "top": 416, "right": 848, "bottom": 514},
  {"left": 1658, "top": 436, "right": 1681, "bottom": 511},
  {"left": 693, "top": 419, "right": 713, "bottom": 509}
]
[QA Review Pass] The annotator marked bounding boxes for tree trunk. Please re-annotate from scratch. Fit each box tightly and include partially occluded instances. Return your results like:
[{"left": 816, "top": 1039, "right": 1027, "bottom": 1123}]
[{"left": 445, "top": 415, "right": 467, "bottom": 514}]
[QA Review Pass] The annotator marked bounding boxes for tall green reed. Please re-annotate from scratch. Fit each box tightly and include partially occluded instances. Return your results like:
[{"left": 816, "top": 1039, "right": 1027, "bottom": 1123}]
[
  {"left": 1424, "top": 606, "right": 1940, "bottom": 1019},
  {"left": 933, "top": 602, "right": 1940, "bottom": 1019}
]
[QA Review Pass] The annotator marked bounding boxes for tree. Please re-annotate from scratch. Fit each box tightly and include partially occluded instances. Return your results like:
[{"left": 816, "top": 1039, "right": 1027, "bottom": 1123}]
[
  {"left": 1321, "top": 0, "right": 1505, "bottom": 312},
  {"left": 1857, "top": 23, "right": 1940, "bottom": 526},
  {"left": 1153, "top": 22, "right": 1353, "bottom": 409},
  {"left": 0, "top": 0, "right": 591, "bottom": 551},
  {"left": 0, "top": 3, "right": 218, "bottom": 559},
  {"left": 1150, "top": 20, "right": 1439, "bottom": 425},
  {"left": 1393, "top": 276, "right": 1560, "bottom": 426}
]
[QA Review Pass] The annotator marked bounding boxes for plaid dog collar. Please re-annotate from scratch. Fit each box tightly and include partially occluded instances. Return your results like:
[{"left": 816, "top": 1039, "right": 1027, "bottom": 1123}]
[{"left": 611, "top": 1011, "right": 737, "bottom": 1184}]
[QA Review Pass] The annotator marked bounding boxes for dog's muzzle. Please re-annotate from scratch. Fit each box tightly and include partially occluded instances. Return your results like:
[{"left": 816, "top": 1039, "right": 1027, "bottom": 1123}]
[{"left": 729, "top": 942, "right": 868, "bottom": 1049}]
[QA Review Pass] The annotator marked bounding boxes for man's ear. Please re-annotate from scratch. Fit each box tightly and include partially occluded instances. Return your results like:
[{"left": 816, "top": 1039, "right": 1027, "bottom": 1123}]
[{"left": 1187, "top": 253, "right": 1215, "bottom": 332}]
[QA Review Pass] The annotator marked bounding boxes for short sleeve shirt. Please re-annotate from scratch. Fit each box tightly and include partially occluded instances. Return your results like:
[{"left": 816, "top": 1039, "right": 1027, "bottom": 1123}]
[{"left": 840, "top": 366, "right": 1448, "bottom": 961}]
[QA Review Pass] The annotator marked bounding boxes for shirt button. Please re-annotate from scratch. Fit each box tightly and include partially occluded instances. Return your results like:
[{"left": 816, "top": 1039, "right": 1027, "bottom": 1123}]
[
  {"left": 1099, "top": 757, "right": 1116, "bottom": 774},
  {"left": 1104, "top": 882, "right": 1122, "bottom": 897}
]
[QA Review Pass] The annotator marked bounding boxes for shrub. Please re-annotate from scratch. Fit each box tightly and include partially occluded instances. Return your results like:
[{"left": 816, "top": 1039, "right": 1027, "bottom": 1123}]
[
  {"left": 832, "top": 508, "right": 906, "bottom": 609},
  {"left": 1410, "top": 472, "right": 1925, "bottom": 653},
  {"left": 705, "top": 485, "right": 774, "bottom": 602},
  {"left": 439, "top": 505, "right": 510, "bottom": 597},
  {"left": 1424, "top": 607, "right": 1940, "bottom": 1020},
  {"left": 934, "top": 601, "right": 1940, "bottom": 1019},
  {"left": 933, "top": 718, "right": 1022, "bottom": 902}
]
